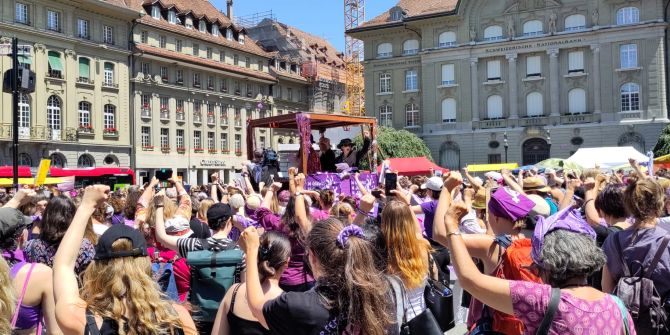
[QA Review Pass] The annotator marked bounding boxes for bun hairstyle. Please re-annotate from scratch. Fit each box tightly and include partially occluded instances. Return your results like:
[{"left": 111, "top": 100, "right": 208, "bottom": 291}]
[
  {"left": 258, "top": 231, "right": 291, "bottom": 282},
  {"left": 624, "top": 178, "right": 665, "bottom": 222},
  {"left": 307, "top": 218, "right": 393, "bottom": 335}
]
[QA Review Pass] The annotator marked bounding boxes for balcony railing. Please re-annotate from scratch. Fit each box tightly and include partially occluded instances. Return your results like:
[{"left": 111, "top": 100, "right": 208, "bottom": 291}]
[
  {"left": 618, "top": 111, "right": 642, "bottom": 121},
  {"left": 193, "top": 112, "right": 202, "bottom": 124},
  {"left": 103, "top": 128, "right": 118, "bottom": 137},
  {"left": 176, "top": 79, "right": 184, "bottom": 86},
  {"left": 220, "top": 116, "right": 229, "bottom": 125},
  {"left": 77, "top": 77, "right": 93, "bottom": 84},
  {"left": 193, "top": 82, "right": 201, "bottom": 88},
  {"left": 102, "top": 81, "right": 119, "bottom": 89},
  {"left": 234, "top": 118, "right": 242, "bottom": 127},
  {"left": 220, "top": 87, "right": 228, "bottom": 93},
  {"left": 177, "top": 147, "right": 186, "bottom": 154},
  {"left": 561, "top": 113, "right": 595, "bottom": 124},
  {"left": 520, "top": 116, "right": 549, "bottom": 127},
  {"left": 77, "top": 126, "right": 94, "bottom": 135},
  {"left": 208, "top": 148, "right": 217, "bottom": 154},
  {"left": 176, "top": 111, "right": 185, "bottom": 122},
  {"left": 207, "top": 114, "right": 215, "bottom": 125},
  {"left": 141, "top": 108, "right": 151, "bottom": 119},
  {"left": 160, "top": 110, "right": 170, "bottom": 120},
  {"left": 47, "top": 70, "right": 63, "bottom": 79},
  {"left": 194, "top": 148, "right": 204, "bottom": 153},
  {"left": 161, "top": 146, "right": 171, "bottom": 153},
  {"left": 477, "top": 119, "right": 507, "bottom": 129}
]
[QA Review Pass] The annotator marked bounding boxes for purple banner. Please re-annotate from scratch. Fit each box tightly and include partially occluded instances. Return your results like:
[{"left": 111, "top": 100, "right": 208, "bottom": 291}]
[{"left": 306, "top": 173, "right": 378, "bottom": 199}]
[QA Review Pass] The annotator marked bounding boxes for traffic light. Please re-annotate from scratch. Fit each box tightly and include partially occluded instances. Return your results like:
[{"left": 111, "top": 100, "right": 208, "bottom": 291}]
[{"left": 3, "top": 68, "right": 36, "bottom": 93}]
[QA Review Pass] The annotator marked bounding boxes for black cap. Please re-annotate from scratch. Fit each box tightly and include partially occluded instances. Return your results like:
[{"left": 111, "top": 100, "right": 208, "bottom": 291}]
[
  {"left": 337, "top": 138, "right": 353, "bottom": 149},
  {"left": 94, "top": 224, "right": 148, "bottom": 260},
  {"left": 207, "top": 203, "right": 233, "bottom": 224},
  {"left": 0, "top": 207, "right": 32, "bottom": 241}
]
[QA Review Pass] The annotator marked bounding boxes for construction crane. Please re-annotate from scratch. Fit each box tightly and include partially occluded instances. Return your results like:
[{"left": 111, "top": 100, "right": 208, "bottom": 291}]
[{"left": 343, "top": 0, "right": 365, "bottom": 116}]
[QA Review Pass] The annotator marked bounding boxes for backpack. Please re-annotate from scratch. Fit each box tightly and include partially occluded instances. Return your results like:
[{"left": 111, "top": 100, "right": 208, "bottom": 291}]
[
  {"left": 150, "top": 251, "right": 180, "bottom": 302},
  {"left": 612, "top": 233, "right": 670, "bottom": 334},
  {"left": 262, "top": 149, "right": 278, "bottom": 166},
  {"left": 187, "top": 239, "right": 244, "bottom": 323}
]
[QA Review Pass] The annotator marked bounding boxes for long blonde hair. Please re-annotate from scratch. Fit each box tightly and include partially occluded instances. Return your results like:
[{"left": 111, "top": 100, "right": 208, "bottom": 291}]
[
  {"left": 81, "top": 239, "right": 183, "bottom": 334},
  {"left": 0, "top": 256, "right": 15, "bottom": 334},
  {"left": 145, "top": 197, "right": 178, "bottom": 228},
  {"left": 197, "top": 199, "right": 215, "bottom": 222},
  {"left": 381, "top": 201, "right": 430, "bottom": 289}
]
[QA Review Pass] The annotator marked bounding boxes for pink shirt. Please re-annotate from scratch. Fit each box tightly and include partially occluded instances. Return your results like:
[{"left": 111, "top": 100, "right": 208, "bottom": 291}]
[{"left": 510, "top": 281, "right": 636, "bottom": 335}]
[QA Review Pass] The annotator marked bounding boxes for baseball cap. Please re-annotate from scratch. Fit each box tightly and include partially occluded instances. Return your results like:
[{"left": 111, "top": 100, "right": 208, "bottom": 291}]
[
  {"left": 421, "top": 177, "right": 443, "bottom": 192},
  {"left": 94, "top": 224, "right": 148, "bottom": 260},
  {"left": 207, "top": 203, "right": 233, "bottom": 224},
  {"left": 0, "top": 207, "right": 33, "bottom": 240}
]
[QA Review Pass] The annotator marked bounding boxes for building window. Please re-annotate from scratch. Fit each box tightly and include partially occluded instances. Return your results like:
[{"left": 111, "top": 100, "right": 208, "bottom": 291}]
[
  {"left": 487, "top": 95, "right": 503, "bottom": 119},
  {"left": 78, "top": 101, "right": 91, "bottom": 128},
  {"left": 441, "top": 64, "right": 455, "bottom": 85},
  {"left": 287, "top": 88, "right": 293, "bottom": 100},
  {"left": 78, "top": 58, "right": 90, "bottom": 81},
  {"left": 526, "top": 92, "right": 544, "bottom": 117},
  {"left": 199, "top": 20, "right": 206, "bottom": 33},
  {"left": 18, "top": 94, "right": 30, "bottom": 131},
  {"left": 377, "top": 43, "right": 392, "bottom": 58},
  {"left": 46, "top": 10, "right": 60, "bottom": 31},
  {"left": 103, "top": 104, "right": 116, "bottom": 130},
  {"left": 212, "top": 25, "right": 220, "bottom": 36},
  {"left": 564, "top": 14, "right": 586, "bottom": 31},
  {"left": 219, "top": 50, "right": 225, "bottom": 62},
  {"left": 18, "top": 153, "right": 32, "bottom": 166},
  {"left": 207, "top": 76, "right": 214, "bottom": 89},
  {"left": 402, "top": 39, "right": 419, "bottom": 55},
  {"left": 50, "top": 153, "right": 66, "bottom": 168},
  {"left": 568, "top": 88, "right": 587, "bottom": 114},
  {"left": 77, "top": 155, "right": 94, "bottom": 168},
  {"left": 207, "top": 47, "right": 213, "bottom": 59},
  {"left": 390, "top": 8, "right": 403, "bottom": 21},
  {"left": 103, "top": 62, "right": 114, "bottom": 86},
  {"left": 522, "top": 20, "right": 543, "bottom": 36},
  {"left": 234, "top": 54, "right": 239, "bottom": 65},
  {"left": 620, "top": 44, "right": 638, "bottom": 69},
  {"left": 77, "top": 18, "right": 89, "bottom": 39},
  {"left": 176, "top": 39, "right": 182, "bottom": 52},
  {"left": 194, "top": 101, "right": 201, "bottom": 113},
  {"left": 160, "top": 97, "right": 169, "bottom": 111},
  {"left": 103, "top": 25, "right": 114, "bottom": 44},
  {"left": 141, "top": 94, "right": 151, "bottom": 110},
  {"left": 207, "top": 132, "right": 215, "bottom": 151},
  {"left": 441, "top": 98, "right": 456, "bottom": 123},
  {"left": 168, "top": 9, "right": 176, "bottom": 24},
  {"left": 15, "top": 3, "right": 29, "bottom": 24},
  {"left": 568, "top": 51, "right": 584, "bottom": 73},
  {"left": 617, "top": 7, "right": 639, "bottom": 25},
  {"left": 405, "top": 70, "right": 418, "bottom": 91},
  {"left": 140, "top": 31, "right": 148, "bottom": 44},
  {"left": 160, "top": 128, "right": 169, "bottom": 149},
  {"left": 226, "top": 28, "right": 233, "bottom": 40},
  {"left": 245, "top": 57, "right": 251, "bottom": 68},
  {"left": 176, "top": 129, "right": 184, "bottom": 149},
  {"left": 526, "top": 56, "right": 541, "bottom": 77},
  {"left": 379, "top": 105, "right": 393, "bottom": 127},
  {"left": 160, "top": 66, "right": 168, "bottom": 82},
  {"left": 235, "top": 134, "right": 242, "bottom": 152},
  {"left": 192, "top": 44, "right": 199, "bottom": 56},
  {"left": 185, "top": 16, "right": 193, "bottom": 29},
  {"left": 379, "top": 73, "right": 392, "bottom": 93},
  {"left": 47, "top": 51, "right": 63, "bottom": 78},
  {"left": 141, "top": 127, "right": 151, "bottom": 147},
  {"left": 234, "top": 108, "right": 242, "bottom": 126},
  {"left": 438, "top": 31, "right": 456, "bottom": 48},
  {"left": 193, "top": 73, "right": 201, "bottom": 87},
  {"left": 488, "top": 154, "right": 502, "bottom": 164},
  {"left": 176, "top": 99, "right": 184, "bottom": 112},
  {"left": 193, "top": 131, "right": 202, "bottom": 149},
  {"left": 151, "top": 5, "right": 160, "bottom": 19},
  {"left": 46, "top": 95, "right": 61, "bottom": 131},
  {"left": 258, "top": 60, "right": 264, "bottom": 71},
  {"left": 220, "top": 133, "right": 228, "bottom": 151},
  {"left": 405, "top": 103, "right": 420, "bottom": 127},
  {"left": 487, "top": 60, "right": 501, "bottom": 80},
  {"left": 239, "top": 33, "right": 245, "bottom": 44},
  {"left": 483, "top": 26, "right": 504, "bottom": 41},
  {"left": 621, "top": 83, "right": 640, "bottom": 112},
  {"left": 159, "top": 35, "right": 166, "bottom": 48}
]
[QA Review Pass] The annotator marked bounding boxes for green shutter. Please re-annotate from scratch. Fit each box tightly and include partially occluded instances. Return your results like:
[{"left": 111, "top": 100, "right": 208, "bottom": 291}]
[
  {"left": 17, "top": 55, "right": 31, "bottom": 65},
  {"left": 47, "top": 51, "right": 63, "bottom": 71},
  {"left": 79, "top": 58, "right": 90, "bottom": 78}
]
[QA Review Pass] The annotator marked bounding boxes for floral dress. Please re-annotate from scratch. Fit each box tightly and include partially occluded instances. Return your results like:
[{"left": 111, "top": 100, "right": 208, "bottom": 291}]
[{"left": 24, "top": 238, "right": 95, "bottom": 275}]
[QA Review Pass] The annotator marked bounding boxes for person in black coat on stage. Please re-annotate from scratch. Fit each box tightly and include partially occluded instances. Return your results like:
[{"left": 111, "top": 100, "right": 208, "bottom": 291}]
[
  {"left": 335, "top": 131, "right": 371, "bottom": 170},
  {"left": 319, "top": 137, "right": 337, "bottom": 173}
]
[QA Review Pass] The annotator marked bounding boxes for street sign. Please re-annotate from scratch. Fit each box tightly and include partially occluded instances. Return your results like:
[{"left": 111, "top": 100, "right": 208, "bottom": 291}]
[{"left": 0, "top": 44, "right": 11, "bottom": 55}]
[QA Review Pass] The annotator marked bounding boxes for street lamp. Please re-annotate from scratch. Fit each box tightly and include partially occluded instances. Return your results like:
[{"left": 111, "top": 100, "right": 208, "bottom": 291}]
[
  {"left": 547, "top": 130, "right": 552, "bottom": 158},
  {"left": 503, "top": 132, "right": 509, "bottom": 163}
]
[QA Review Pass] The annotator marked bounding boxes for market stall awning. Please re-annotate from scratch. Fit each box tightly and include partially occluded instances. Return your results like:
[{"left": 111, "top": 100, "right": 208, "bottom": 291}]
[
  {"left": 655, "top": 154, "right": 670, "bottom": 164},
  {"left": 566, "top": 147, "right": 648, "bottom": 170},
  {"left": 247, "top": 112, "right": 377, "bottom": 131},
  {"left": 467, "top": 163, "right": 519, "bottom": 173},
  {"left": 376, "top": 157, "right": 448, "bottom": 176}
]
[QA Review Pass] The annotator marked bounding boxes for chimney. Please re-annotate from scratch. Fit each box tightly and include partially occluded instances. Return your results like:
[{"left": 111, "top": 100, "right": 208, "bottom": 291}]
[{"left": 227, "top": 0, "right": 233, "bottom": 20}]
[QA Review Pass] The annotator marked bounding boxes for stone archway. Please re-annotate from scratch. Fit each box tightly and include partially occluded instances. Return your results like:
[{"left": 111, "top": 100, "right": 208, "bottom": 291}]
[{"left": 522, "top": 138, "right": 550, "bottom": 165}]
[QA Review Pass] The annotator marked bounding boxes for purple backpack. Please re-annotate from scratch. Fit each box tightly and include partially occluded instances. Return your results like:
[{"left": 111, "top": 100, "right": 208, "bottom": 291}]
[{"left": 613, "top": 233, "right": 670, "bottom": 334}]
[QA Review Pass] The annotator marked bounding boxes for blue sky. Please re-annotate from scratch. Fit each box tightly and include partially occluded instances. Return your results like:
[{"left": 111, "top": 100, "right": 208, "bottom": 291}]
[{"left": 211, "top": 0, "right": 394, "bottom": 52}]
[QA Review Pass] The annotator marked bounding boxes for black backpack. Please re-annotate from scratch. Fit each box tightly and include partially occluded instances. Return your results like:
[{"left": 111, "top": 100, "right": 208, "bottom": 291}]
[{"left": 612, "top": 233, "right": 670, "bottom": 334}]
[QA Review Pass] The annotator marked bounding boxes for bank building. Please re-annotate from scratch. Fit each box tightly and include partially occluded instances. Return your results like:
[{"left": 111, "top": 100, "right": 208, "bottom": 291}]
[{"left": 347, "top": 0, "right": 670, "bottom": 169}]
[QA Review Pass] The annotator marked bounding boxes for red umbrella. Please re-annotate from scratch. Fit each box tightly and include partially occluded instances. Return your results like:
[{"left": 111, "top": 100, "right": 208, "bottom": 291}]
[{"left": 377, "top": 157, "right": 449, "bottom": 177}]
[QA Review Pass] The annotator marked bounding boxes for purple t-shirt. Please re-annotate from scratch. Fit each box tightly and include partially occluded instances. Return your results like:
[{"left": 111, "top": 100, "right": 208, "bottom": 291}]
[
  {"left": 420, "top": 200, "right": 438, "bottom": 239},
  {"left": 603, "top": 226, "right": 670, "bottom": 297},
  {"left": 256, "top": 207, "right": 314, "bottom": 286},
  {"left": 511, "top": 281, "right": 636, "bottom": 335}
]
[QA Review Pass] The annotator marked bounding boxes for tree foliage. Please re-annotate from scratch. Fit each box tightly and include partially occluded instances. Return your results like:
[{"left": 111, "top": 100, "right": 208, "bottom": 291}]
[
  {"left": 353, "top": 127, "right": 433, "bottom": 171},
  {"left": 653, "top": 124, "right": 670, "bottom": 157}
]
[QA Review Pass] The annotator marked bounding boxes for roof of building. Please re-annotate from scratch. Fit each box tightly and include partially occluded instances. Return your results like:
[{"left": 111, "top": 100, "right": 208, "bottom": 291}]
[
  {"left": 126, "top": 0, "right": 272, "bottom": 57},
  {"left": 270, "top": 68, "right": 308, "bottom": 83},
  {"left": 353, "top": 0, "right": 458, "bottom": 31},
  {"left": 135, "top": 44, "right": 276, "bottom": 82}
]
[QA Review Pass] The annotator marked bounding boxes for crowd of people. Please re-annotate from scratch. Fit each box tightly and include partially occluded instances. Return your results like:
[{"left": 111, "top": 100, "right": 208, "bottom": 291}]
[{"left": 0, "top": 155, "right": 669, "bottom": 335}]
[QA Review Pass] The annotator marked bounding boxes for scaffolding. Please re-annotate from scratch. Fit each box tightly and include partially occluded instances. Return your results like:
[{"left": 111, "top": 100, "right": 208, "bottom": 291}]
[
  {"left": 235, "top": 10, "right": 276, "bottom": 28},
  {"left": 344, "top": 0, "right": 365, "bottom": 116}
]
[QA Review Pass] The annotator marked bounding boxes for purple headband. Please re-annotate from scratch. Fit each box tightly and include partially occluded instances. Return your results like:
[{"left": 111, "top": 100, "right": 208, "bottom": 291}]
[
  {"left": 531, "top": 207, "right": 597, "bottom": 267},
  {"left": 488, "top": 187, "right": 535, "bottom": 222},
  {"left": 336, "top": 225, "right": 365, "bottom": 249}
]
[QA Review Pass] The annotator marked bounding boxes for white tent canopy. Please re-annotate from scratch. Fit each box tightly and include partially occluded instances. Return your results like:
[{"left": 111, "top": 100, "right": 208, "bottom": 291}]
[{"left": 566, "top": 147, "right": 649, "bottom": 170}]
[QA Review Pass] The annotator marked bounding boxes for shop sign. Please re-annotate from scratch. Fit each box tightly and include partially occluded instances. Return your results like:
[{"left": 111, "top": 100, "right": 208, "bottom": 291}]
[{"left": 200, "top": 159, "right": 226, "bottom": 167}]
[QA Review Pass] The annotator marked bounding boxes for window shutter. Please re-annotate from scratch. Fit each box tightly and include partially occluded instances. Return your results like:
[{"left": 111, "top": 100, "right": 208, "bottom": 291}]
[
  {"left": 568, "top": 51, "right": 584, "bottom": 71},
  {"left": 526, "top": 56, "right": 541, "bottom": 75},
  {"left": 442, "top": 64, "right": 454, "bottom": 82},
  {"left": 487, "top": 60, "right": 501, "bottom": 79}
]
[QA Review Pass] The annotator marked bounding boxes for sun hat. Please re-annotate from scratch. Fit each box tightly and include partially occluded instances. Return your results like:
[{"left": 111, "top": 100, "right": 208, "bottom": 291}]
[
  {"left": 246, "top": 194, "right": 262, "bottom": 211},
  {"left": 527, "top": 194, "right": 551, "bottom": 218},
  {"left": 421, "top": 177, "right": 443, "bottom": 192},
  {"left": 488, "top": 187, "right": 536, "bottom": 222},
  {"left": 531, "top": 207, "right": 596, "bottom": 267},
  {"left": 94, "top": 224, "right": 148, "bottom": 260},
  {"left": 337, "top": 138, "right": 354, "bottom": 149},
  {"left": 523, "top": 176, "right": 551, "bottom": 193},
  {"left": 164, "top": 216, "right": 191, "bottom": 235},
  {"left": 472, "top": 188, "right": 487, "bottom": 210}
]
